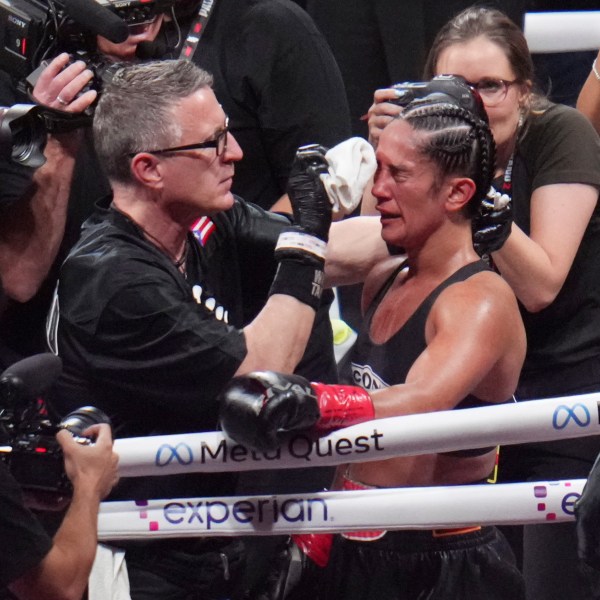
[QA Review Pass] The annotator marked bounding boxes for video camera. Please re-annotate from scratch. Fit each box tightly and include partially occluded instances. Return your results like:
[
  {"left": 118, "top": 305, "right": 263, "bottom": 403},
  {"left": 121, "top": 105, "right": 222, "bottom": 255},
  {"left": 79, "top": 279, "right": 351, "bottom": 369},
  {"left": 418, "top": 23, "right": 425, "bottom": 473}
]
[
  {"left": 0, "top": 354, "right": 111, "bottom": 497},
  {"left": 391, "top": 74, "right": 486, "bottom": 120},
  {"left": 1, "top": 102, "right": 91, "bottom": 166},
  {"left": 0, "top": 0, "right": 176, "bottom": 95}
]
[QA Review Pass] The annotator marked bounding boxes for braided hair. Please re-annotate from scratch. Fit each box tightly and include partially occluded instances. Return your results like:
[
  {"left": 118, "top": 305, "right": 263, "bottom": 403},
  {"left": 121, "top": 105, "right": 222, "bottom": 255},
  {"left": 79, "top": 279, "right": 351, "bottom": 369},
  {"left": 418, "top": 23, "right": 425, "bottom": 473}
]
[{"left": 400, "top": 98, "right": 496, "bottom": 218}]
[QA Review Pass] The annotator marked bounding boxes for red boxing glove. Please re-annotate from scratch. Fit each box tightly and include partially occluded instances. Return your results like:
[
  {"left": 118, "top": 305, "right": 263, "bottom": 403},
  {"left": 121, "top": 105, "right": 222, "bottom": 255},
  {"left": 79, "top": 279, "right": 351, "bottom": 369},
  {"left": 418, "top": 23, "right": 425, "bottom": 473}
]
[
  {"left": 291, "top": 533, "right": 334, "bottom": 568},
  {"left": 311, "top": 382, "right": 375, "bottom": 431},
  {"left": 219, "top": 371, "right": 375, "bottom": 451}
]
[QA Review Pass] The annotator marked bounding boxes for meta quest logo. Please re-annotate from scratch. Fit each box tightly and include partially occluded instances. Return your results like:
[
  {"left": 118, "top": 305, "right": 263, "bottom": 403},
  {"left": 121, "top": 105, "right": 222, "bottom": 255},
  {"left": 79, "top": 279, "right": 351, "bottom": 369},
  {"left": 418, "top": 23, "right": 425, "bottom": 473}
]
[{"left": 135, "top": 400, "right": 597, "bottom": 532}]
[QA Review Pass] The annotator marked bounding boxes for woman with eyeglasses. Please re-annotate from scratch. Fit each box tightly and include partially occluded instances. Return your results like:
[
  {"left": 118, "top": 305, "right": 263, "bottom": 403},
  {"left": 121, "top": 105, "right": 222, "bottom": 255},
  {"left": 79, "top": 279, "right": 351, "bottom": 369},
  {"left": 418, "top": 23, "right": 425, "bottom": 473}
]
[{"left": 367, "top": 6, "right": 600, "bottom": 599}]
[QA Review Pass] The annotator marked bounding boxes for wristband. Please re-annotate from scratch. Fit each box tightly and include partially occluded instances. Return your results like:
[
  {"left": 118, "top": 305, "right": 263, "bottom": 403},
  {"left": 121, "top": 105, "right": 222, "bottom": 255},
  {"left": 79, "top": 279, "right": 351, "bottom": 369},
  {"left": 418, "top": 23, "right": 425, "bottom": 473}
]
[
  {"left": 275, "top": 230, "right": 327, "bottom": 262},
  {"left": 269, "top": 260, "right": 324, "bottom": 310}
]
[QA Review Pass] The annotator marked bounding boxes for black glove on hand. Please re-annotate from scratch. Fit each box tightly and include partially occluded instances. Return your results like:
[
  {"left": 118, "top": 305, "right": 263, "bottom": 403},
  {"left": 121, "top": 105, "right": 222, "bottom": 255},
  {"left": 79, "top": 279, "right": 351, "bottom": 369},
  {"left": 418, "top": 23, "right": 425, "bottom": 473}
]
[
  {"left": 472, "top": 189, "right": 513, "bottom": 256},
  {"left": 576, "top": 452, "right": 600, "bottom": 570},
  {"left": 286, "top": 144, "right": 331, "bottom": 243},
  {"left": 218, "top": 371, "right": 320, "bottom": 452}
]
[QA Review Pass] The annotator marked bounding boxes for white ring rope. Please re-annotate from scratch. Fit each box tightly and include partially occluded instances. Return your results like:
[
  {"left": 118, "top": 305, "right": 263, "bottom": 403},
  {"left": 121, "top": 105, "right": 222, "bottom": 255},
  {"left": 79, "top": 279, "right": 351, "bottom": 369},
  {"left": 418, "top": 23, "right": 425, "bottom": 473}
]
[
  {"left": 115, "top": 392, "right": 600, "bottom": 477},
  {"left": 98, "top": 479, "right": 586, "bottom": 541},
  {"left": 524, "top": 11, "right": 600, "bottom": 53}
]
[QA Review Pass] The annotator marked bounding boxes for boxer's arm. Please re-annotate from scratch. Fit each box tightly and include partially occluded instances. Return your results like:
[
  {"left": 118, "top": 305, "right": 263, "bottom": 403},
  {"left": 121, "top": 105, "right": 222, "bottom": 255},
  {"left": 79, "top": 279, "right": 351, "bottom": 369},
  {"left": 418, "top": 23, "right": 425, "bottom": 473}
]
[
  {"left": 371, "top": 273, "right": 526, "bottom": 418},
  {"left": 221, "top": 273, "right": 525, "bottom": 450},
  {"left": 325, "top": 217, "right": 388, "bottom": 288}
]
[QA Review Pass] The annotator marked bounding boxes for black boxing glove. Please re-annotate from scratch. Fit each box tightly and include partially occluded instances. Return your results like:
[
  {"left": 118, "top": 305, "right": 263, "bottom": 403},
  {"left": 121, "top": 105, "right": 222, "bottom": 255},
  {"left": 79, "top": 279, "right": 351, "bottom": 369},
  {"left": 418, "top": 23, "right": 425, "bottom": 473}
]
[
  {"left": 270, "top": 144, "right": 331, "bottom": 310},
  {"left": 576, "top": 452, "right": 600, "bottom": 570},
  {"left": 472, "top": 187, "right": 513, "bottom": 257},
  {"left": 218, "top": 371, "right": 374, "bottom": 452},
  {"left": 286, "top": 144, "right": 331, "bottom": 244}
]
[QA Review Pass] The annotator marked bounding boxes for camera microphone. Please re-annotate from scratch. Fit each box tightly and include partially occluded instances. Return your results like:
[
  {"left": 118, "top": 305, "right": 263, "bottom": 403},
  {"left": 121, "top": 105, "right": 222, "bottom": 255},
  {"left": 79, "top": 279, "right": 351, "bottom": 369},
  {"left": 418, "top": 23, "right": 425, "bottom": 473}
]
[
  {"left": 135, "top": 38, "right": 171, "bottom": 60},
  {"left": 62, "top": 0, "right": 130, "bottom": 44},
  {"left": 0, "top": 353, "right": 62, "bottom": 407}
]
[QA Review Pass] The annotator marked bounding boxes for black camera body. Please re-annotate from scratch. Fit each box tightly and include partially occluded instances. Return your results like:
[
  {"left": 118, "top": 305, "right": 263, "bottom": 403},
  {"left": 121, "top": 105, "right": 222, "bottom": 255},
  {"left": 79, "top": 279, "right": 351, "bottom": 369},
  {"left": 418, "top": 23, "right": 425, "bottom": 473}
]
[
  {"left": 0, "top": 0, "right": 175, "bottom": 91},
  {"left": 3, "top": 406, "right": 110, "bottom": 495},
  {"left": 0, "top": 354, "right": 111, "bottom": 496},
  {"left": 391, "top": 74, "right": 486, "bottom": 119}
]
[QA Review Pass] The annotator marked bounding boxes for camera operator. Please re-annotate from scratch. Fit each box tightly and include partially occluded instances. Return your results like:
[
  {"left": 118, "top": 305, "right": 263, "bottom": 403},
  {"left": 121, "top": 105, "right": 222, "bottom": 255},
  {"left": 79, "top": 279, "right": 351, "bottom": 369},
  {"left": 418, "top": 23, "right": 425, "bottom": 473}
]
[
  {"left": 0, "top": 13, "right": 166, "bottom": 369},
  {"left": 0, "top": 423, "right": 119, "bottom": 600}
]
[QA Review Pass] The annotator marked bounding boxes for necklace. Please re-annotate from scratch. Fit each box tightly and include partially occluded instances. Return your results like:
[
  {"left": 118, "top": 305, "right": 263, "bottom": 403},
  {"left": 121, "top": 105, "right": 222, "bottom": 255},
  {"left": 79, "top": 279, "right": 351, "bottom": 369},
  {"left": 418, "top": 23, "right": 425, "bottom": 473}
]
[
  {"left": 140, "top": 225, "right": 189, "bottom": 272},
  {"left": 112, "top": 205, "right": 189, "bottom": 273}
]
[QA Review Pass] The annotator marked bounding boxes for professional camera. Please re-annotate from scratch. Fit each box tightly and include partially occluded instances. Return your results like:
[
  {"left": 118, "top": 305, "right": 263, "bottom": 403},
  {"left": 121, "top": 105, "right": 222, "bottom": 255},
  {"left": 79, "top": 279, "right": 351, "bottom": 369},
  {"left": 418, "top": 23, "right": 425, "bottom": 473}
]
[
  {"left": 0, "top": 354, "right": 111, "bottom": 496},
  {"left": 0, "top": 102, "right": 90, "bottom": 166},
  {"left": 0, "top": 0, "right": 176, "bottom": 96},
  {"left": 391, "top": 74, "right": 486, "bottom": 119}
]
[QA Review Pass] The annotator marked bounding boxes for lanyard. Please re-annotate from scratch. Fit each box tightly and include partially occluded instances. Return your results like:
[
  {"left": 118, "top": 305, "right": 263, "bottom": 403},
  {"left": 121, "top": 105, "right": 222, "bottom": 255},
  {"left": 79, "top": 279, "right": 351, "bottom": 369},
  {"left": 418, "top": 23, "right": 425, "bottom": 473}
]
[
  {"left": 501, "top": 153, "right": 514, "bottom": 194},
  {"left": 179, "top": 0, "right": 218, "bottom": 60}
]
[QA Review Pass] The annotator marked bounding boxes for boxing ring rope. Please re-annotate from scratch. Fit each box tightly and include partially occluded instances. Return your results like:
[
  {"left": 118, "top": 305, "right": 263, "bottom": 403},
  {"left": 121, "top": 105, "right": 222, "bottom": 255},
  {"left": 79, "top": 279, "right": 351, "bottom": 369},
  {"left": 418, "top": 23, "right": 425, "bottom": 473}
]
[
  {"left": 98, "top": 393, "right": 599, "bottom": 540},
  {"left": 98, "top": 480, "right": 585, "bottom": 541},
  {"left": 115, "top": 393, "right": 600, "bottom": 476},
  {"left": 524, "top": 11, "right": 600, "bottom": 53}
]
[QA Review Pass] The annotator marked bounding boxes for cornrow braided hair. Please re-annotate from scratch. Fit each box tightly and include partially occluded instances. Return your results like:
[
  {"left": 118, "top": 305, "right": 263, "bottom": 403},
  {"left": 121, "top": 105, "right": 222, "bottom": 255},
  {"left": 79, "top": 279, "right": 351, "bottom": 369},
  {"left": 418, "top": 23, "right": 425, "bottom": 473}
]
[{"left": 401, "top": 101, "right": 496, "bottom": 218}]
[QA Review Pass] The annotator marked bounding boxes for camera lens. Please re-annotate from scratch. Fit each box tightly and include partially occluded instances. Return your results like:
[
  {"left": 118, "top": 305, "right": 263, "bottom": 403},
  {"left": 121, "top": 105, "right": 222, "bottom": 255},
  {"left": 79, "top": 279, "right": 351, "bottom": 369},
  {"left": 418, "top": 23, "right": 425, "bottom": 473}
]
[
  {"left": 59, "top": 406, "right": 111, "bottom": 437},
  {"left": 0, "top": 105, "right": 48, "bottom": 168}
]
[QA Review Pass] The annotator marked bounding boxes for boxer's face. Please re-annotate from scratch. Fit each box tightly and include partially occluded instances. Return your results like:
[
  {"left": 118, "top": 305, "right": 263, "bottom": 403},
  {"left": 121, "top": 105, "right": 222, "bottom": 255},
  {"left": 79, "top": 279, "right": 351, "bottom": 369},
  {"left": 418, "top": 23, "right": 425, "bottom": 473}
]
[{"left": 372, "top": 119, "right": 447, "bottom": 250}]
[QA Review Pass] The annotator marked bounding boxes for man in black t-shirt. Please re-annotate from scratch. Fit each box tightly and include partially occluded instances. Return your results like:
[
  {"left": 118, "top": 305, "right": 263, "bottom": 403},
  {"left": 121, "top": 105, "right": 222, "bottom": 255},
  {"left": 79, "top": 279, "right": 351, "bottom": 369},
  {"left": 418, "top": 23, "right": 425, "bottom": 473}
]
[{"left": 49, "top": 59, "right": 335, "bottom": 599}]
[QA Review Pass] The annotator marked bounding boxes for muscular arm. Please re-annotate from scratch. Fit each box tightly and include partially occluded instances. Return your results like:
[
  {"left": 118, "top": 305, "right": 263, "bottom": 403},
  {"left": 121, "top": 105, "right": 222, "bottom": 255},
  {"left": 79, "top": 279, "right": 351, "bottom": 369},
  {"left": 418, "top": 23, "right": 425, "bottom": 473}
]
[
  {"left": 490, "top": 183, "right": 598, "bottom": 312},
  {"left": 9, "top": 425, "right": 118, "bottom": 600},
  {"left": 577, "top": 50, "right": 600, "bottom": 135},
  {"left": 371, "top": 274, "right": 526, "bottom": 418},
  {"left": 324, "top": 216, "right": 389, "bottom": 287},
  {"left": 237, "top": 295, "right": 315, "bottom": 375}
]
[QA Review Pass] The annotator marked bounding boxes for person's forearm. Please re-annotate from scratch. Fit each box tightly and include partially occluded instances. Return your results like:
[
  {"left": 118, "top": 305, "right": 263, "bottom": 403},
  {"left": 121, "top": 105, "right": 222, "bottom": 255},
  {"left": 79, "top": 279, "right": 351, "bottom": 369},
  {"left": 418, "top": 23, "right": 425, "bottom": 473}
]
[
  {"left": 491, "top": 224, "right": 564, "bottom": 312},
  {"left": 577, "top": 50, "right": 600, "bottom": 135},
  {"left": 325, "top": 216, "right": 388, "bottom": 288},
  {"left": 238, "top": 294, "right": 315, "bottom": 375},
  {"left": 0, "top": 136, "right": 76, "bottom": 302},
  {"left": 10, "top": 484, "right": 102, "bottom": 600}
]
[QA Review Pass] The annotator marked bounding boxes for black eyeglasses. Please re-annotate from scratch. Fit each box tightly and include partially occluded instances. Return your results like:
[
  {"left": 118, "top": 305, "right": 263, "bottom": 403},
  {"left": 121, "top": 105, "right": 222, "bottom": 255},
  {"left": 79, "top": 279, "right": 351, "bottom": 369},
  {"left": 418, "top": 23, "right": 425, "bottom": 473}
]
[
  {"left": 465, "top": 78, "right": 520, "bottom": 107},
  {"left": 129, "top": 117, "right": 229, "bottom": 158}
]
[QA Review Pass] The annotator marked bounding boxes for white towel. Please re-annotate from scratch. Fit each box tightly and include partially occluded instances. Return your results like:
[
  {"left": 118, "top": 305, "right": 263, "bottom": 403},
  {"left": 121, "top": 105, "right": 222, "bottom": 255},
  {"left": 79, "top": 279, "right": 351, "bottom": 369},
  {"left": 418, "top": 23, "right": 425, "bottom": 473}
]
[
  {"left": 88, "top": 543, "right": 131, "bottom": 600},
  {"left": 320, "top": 137, "right": 376, "bottom": 216}
]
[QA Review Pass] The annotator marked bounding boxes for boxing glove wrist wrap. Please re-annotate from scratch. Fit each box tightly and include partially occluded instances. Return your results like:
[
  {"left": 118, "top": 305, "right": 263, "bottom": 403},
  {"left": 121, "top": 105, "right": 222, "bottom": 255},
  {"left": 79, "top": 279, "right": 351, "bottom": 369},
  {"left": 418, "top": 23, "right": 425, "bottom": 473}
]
[
  {"left": 269, "top": 258, "right": 324, "bottom": 311},
  {"left": 311, "top": 383, "right": 375, "bottom": 431}
]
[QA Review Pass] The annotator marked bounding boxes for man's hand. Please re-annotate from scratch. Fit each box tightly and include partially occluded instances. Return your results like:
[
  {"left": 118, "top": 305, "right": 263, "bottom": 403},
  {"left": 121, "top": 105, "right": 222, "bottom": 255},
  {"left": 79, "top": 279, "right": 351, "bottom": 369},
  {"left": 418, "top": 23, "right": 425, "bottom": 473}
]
[
  {"left": 472, "top": 190, "right": 513, "bottom": 256},
  {"left": 287, "top": 144, "right": 331, "bottom": 243},
  {"left": 219, "top": 371, "right": 374, "bottom": 452},
  {"left": 57, "top": 423, "right": 119, "bottom": 501},
  {"left": 31, "top": 53, "right": 97, "bottom": 114}
]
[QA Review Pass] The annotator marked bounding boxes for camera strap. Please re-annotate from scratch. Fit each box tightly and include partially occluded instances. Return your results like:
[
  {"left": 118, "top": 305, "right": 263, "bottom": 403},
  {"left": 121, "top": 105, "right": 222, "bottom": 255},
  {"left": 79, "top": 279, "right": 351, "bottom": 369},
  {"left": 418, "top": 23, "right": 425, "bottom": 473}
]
[{"left": 179, "top": 0, "right": 218, "bottom": 61}]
